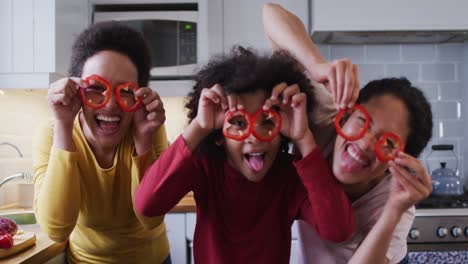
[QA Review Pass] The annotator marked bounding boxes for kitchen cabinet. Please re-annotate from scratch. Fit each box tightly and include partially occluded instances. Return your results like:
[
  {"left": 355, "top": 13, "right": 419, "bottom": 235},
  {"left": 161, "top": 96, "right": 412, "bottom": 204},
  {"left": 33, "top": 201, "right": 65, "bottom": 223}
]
[
  {"left": 310, "top": 0, "right": 468, "bottom": 43},
  {"left": 222, "top": 0, "right": 308, "bottom": 52},
  {"left": 0, "top": 0, "right": 87, "bottom": 89},
  {"left": 165, "top": 213, "right": 188, "bottom": 264}
]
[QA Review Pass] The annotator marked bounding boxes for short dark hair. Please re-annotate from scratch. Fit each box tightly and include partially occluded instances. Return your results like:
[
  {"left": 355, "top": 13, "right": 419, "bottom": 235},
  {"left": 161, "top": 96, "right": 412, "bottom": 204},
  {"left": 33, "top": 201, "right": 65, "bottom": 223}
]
[
  {"left": 357, "top": 77, "right": 433, "bottom": 157},
  {"left": 69, "top": 21, "right": 151, "bottom": 87},
  {"left": 186, "top": 46, "right": 316, "bottom": 154}
]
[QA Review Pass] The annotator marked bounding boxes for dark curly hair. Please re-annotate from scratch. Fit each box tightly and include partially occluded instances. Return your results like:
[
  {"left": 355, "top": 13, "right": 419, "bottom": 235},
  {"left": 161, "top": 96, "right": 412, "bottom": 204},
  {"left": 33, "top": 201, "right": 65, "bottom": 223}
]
[
  {"left": 357, "top": 77, "right": 433, "bottom": 157},
  {"left": 68, "top": 21, "right": 151, "bottom": 87},
  {"left": 186, "top": 46, "right": 316, "bottom": 154}
]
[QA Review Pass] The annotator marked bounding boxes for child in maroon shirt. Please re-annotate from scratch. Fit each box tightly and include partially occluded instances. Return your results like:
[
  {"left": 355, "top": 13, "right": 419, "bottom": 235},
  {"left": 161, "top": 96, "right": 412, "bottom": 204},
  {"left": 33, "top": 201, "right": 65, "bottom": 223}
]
[{"left": 135, "top": 47, "right": 354, "bottom": 263}]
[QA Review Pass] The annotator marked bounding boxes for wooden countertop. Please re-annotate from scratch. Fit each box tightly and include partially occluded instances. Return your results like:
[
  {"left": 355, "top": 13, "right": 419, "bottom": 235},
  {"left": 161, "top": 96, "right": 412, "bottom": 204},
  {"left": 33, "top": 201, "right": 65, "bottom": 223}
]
[
  {"left": 170, "top": 192, "right": 196, "bottom": 213},
  {"left": 2, "top": 225, "right": 67, "bottom": 264},
  {"left": 0, "top": 193, "right": 195, "bottom": 263}
]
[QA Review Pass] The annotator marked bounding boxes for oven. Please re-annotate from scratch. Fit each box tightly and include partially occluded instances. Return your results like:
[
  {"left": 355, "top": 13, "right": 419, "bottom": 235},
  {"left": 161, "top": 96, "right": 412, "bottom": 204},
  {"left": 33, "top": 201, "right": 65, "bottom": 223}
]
[{"left": 403, "top": 195, "right": 468, "bottom": 263}]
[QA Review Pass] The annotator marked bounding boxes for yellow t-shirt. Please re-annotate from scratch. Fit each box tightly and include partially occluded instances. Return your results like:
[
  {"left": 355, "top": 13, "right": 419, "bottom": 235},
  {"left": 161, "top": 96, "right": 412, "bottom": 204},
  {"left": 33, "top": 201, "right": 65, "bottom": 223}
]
[{"left": 33, "top": 117, "right": 170, "bottom": 264}]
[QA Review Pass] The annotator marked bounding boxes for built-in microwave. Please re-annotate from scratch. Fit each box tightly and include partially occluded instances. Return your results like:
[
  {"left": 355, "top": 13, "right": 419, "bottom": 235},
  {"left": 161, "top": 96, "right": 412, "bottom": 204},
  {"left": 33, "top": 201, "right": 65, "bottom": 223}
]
[{"left": 92, "top": 4, "right": 201, "bottom": 79}]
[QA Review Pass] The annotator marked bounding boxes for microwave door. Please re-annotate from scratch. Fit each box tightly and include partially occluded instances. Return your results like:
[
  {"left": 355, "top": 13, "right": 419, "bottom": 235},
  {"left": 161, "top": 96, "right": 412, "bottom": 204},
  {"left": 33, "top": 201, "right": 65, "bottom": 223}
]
[
  {"left": 93, "top": 11, "right": 197, "bottom": 24},
  {"left": 93, "top": 11, "right": 197, "bottom": 78}
]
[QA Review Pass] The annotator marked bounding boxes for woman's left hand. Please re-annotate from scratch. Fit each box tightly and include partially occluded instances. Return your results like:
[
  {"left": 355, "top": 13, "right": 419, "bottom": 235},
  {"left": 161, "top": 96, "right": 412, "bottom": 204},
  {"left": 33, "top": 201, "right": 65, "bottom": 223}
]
[
  {"left": 387, "top": 152, "right": 432, "bottom": 214},
  {"left": 133, "top": 87, "right": 166, "bottom": 154}
]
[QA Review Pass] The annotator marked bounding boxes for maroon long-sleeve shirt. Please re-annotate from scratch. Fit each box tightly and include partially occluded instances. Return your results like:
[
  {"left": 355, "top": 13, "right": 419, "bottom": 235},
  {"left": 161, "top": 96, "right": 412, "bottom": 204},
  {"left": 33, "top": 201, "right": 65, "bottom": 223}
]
[{"left": 135, "top": 136, "right": 354, "bottom": 264}]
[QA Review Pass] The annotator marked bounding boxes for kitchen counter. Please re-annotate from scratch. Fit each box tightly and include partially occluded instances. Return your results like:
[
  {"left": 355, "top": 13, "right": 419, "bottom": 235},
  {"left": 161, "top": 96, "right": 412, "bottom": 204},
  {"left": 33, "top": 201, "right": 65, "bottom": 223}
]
[
  {"left": 170, "top": 192, "right": 196, "bottom": 213},
  {"left": 2, "top": 225, "right": 67, "bottom": 264},
  {"left": 0, "top": 193, "right": 196, "bottom": 263}
]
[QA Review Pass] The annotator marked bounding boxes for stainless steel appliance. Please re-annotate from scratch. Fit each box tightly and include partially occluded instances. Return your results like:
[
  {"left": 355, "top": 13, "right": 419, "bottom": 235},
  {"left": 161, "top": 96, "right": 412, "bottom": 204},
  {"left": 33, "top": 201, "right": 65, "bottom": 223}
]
[
  {"left": 404, "top": 197, "right": 468, "bottom": 263},
  {"left": 92, "top": 3, "right": 206, "bottom": 79}
]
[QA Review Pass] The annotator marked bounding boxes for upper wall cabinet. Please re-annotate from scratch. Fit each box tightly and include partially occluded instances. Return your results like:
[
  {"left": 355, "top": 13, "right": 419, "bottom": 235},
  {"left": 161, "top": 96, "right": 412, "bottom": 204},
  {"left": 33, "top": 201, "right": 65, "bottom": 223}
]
[
  {"left": 310, "top": 0, "right": 468, "bottom": 44},
  {"left": 0, "top": 0, "right": 87, "bottom": 89},
  {"left": 223, "top": 0, "right": 308, "bottom": 52}
]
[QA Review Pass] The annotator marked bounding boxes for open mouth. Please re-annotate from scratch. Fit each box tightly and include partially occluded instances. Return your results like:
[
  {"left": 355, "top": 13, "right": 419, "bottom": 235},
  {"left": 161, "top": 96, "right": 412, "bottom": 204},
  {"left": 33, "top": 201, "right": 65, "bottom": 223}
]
[
  {"left": 95, "top": 114, "right": 121, "bottom": 133},
  {"left": 341, "top": 143, "right": 371, "bottom": 172},
  {"left": 244, "top": 152, "right": 265, "bottom": 172}
]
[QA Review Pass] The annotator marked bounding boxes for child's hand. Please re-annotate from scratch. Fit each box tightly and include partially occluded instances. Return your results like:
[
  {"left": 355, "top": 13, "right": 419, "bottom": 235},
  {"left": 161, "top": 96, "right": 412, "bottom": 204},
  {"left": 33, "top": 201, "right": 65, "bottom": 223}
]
[
  {"left": 264, "top": 83, "right": 316, "bottom": 156},
  {"left": 132, "top": 87, "right": 166, "bottom": 155},
  {"left": 387, "top": 152, "right": 432, "bottom": 215},
  {"left": 194, "top": 84, "right": 228, "bottom": 132}
]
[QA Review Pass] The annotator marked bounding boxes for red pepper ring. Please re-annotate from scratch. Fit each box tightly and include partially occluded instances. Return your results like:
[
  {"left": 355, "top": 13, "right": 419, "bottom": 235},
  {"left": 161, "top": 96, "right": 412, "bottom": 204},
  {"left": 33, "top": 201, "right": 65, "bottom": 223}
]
[
  {"left": 251, "top": 109, "right": 282, "bottom": 142},
  {"left": 115, "top": 82, "right": 142, "bottom": 112},
  {"left": 79, "top": 74, "right": 112, "bottom": 109},
  {"left": 223, "top": 109, "right": 252, "bottom": 141},
  {"left": 375, "top": 132, "right": 405, "bottom": 162},
  {"left": 222, "top": 109, "right": 282, "bottom": 142},
  {"left": 334, "top": 104, "right": 371, "bottom": 141}
]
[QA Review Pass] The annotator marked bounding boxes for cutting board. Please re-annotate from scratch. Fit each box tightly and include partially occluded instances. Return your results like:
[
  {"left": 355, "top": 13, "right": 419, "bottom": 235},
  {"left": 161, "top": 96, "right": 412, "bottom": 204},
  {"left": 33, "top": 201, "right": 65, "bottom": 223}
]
[{"left": 0, "top": 232, "right": 36, "bottom": 259}]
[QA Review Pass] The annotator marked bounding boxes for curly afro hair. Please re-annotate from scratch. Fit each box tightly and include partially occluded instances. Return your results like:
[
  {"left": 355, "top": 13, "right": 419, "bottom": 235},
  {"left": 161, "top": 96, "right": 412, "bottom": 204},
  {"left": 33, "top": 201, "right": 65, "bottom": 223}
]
[
  {"left": 68, "top": 21, "right": 151, "bottom": 87},
  {"left": 357, "top": 77, "right": 433, "bottom": 157},
  {"left": 185, "top": 46, "right": 316, "bottom": 154}
]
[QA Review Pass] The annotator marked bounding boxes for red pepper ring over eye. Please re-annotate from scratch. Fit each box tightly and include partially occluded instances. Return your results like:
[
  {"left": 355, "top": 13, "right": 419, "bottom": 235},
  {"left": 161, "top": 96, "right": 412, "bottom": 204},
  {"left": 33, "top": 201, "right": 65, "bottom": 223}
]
[
  {"left": 334, "top": 104, "right": 371, "bottom": 141},
  {"left": 251, "top": 108, "right": 282, "bottom": 142},
  {"left": 115, "top": 82, "right": 142, "bottom": 112},
  {"left": 80, "top": 74, "right": 112, "bottom": 109},
  {"left": 79, "top": 74, "right": 142, "bottom": 112},
  {"left": 222, "top": 109, "right": 282, "bottom": 142},
  {"left": 223, "top": 109, "right": 252, "bottom": 141},
  {"left": 375, "top": 132, "right": 405, "bottom": 162}
]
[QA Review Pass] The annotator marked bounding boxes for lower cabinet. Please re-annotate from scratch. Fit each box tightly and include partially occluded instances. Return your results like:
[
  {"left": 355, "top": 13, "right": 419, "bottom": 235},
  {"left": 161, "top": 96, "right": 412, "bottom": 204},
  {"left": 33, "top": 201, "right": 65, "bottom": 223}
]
[
  {"left": 165, "top": 213, "right": 188, "bottom": 264},
  {"left": 166, "top": 213, "right": 300, "bottom": 264}
]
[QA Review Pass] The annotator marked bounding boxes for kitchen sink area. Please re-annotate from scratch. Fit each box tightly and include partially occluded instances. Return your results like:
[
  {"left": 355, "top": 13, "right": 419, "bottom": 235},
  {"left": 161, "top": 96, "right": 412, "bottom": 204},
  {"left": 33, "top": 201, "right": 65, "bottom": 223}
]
[{"left": 0, "top": 211, "right": 36, "bottom": 225}]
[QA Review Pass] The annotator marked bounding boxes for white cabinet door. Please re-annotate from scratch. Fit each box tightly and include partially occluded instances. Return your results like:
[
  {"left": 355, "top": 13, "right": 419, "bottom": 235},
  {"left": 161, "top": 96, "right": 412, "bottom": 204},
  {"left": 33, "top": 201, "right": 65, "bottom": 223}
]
[
  {"left": 165, "top": 213, "right": 187, "bottom": 264},
  {"left": 290, "top": 239, "right": 299, "bottom": 264},
  {"left": 0, "top": 0, "right": 13, "bottom": 73},
  {"left": 13, "top": 0, "right": 34, "bottom": 73},
  {"left": 223, "top": 0, "right": 308, "bottom": 52},
  {"left": 186, "top": 213, "right": 196, "bottom": 264},
  {"left": 0, "top": 0, "right": 86, "bottom": 88}
]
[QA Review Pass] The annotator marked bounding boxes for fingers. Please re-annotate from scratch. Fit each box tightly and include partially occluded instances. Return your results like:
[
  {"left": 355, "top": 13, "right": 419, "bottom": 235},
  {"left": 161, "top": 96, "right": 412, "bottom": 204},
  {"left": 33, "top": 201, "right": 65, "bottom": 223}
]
[
  {"left": 200, "top": 84, "right": 228, "bottom": 109},
  {"left": 342, "top": 62, "right": 355, "bottom": 108},
  {"left": 48, "top": 77, "right": 83, "bottom": 106},
  {"left": 264, "top": 83, "right": 300, "bottom": 110},
  {"left": 393, "top": 152, "right": 431, "bottom": 187},
  {"left": 335, "top": 61, "right": 345, "bottom": 108},
  {"left": 290, "top": 92, "right": 307, "bottom": 109},
  {"left": 389, "top": 155, "right": 432, "bottom": 199},
  {"left": 270, "top": 82, "right": 288, "bottom": 101},
  {"left": 327, "top": 59, "right": 360, "bottom": 110},
  {"left": 210, "top": 84, "right": 228, "bottom": 110},
  {"left": 350, "top": 65, "right": 360, "bottom": 107}
]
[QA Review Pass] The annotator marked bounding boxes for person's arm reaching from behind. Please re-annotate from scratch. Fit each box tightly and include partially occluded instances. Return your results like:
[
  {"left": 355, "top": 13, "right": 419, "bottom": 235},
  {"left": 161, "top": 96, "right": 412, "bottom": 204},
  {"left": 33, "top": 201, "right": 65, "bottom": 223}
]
[
  {"left": 33, "top": 77, "right": 85, "bottom": 242},
  {"left": 263, "top": 3, "right": 360, "bottom": 110},
  {"left": 348, "top": 152, "right": 432, "bottom": 264}
]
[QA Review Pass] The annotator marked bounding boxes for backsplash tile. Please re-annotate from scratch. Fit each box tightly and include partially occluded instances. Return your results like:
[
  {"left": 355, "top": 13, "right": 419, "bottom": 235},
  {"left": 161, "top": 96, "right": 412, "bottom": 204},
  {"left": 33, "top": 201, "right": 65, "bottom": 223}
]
[
  {"left": 386, "top": 63, "right": 420, "bottom": 82},
  {"left": 401, "top": 44, "right": 436, "bottom": 62},
  {"left": 437, "top": 43, "right": 463, "bottom": 62},
  {"left": 366, "top": 45, "right": 400, "bottom": 63},
  {"left": 357, "top": 64, "right": 385, "bottom": 84},
  {"left": 331, "top": 45, "right": 365, "bottom": 63},
  {"left": 421, "top": 63, "right": 456, "bottom": 81},
  {"left": 439, "top": 82, "right": 462, "bottom": 100}
]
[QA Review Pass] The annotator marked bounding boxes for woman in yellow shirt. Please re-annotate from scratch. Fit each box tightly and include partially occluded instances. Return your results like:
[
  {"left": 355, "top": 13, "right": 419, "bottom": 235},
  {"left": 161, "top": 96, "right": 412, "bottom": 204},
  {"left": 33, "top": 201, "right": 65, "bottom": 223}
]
[{"left": 33, "top": 22, "right": 171, "bottom": 263}]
